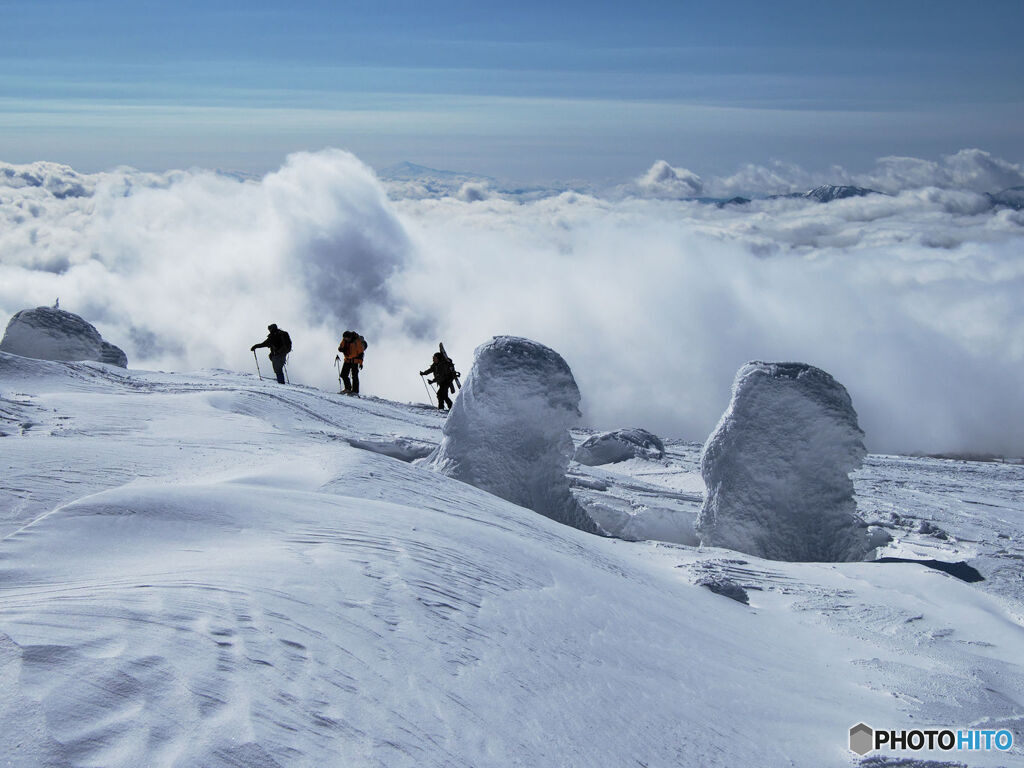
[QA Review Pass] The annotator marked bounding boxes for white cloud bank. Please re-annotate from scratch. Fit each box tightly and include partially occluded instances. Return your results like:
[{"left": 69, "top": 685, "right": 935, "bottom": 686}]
[
  {"left": 2, "top": 149, "right": 1023, "bottom": 457},
  {"left": 633, "top": 160, "right": 704, "bottom": 198}
]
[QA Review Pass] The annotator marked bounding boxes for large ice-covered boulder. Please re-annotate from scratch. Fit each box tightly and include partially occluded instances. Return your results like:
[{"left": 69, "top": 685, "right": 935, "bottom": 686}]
[
  {"left": 574, "top": 428, "right": 666, "bottom": 466},
  {"left": 427, "top": 336, "right": 598, "bottom": 534},
  {"left": 0, "top": 306, "right": 127, "bottom": 368},
  {"left": 696, "top": 361, "right": 871, "bottom": 562}
]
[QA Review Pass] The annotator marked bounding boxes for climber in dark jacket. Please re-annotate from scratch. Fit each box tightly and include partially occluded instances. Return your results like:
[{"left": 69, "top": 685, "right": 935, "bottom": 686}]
[
  {"left": 251, "top": 324, "right": 292, "bottom": 384},
  {"left": 421, "top": 352, "right": 457, "bottom": 410}
]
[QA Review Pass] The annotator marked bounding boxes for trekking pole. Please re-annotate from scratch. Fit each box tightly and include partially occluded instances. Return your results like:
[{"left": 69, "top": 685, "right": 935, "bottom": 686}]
[
  {"left": 284, "top": 355, "right": 290, "bottom": 384},
  {"left": 253, "top": 350, "right": 262, "bottom": 380},
  {"left": 420, "top": 373, "right": 435, "bottom": 405}
]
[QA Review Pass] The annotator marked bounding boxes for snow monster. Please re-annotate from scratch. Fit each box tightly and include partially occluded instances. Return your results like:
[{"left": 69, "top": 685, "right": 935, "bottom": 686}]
[
  {"left": 0, "top": 305, "right": 127, "bottom": 368},
  {"left": 427, "top": 335, "right": 597, "bottom": 534},
  {"left": 697, "top": 361, "right": 873, "bottom": 562}
]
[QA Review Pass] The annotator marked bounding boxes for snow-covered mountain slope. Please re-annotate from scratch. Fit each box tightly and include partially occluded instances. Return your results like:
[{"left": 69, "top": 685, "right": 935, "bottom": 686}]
[{"left": 1, "top": 352, "right": 1022, "bottom": 767}]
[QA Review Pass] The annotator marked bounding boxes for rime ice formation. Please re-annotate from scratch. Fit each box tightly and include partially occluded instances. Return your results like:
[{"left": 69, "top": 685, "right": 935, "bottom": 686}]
[
  {"left": 0, "top": 306, "right": 127, "bottom": 368},
  {"left": 574, "top": 428, "right": 666, "bottom": 466},
  {"left": 427, "top": 336, "right": 597, "bottom": 534},
  {"left": 696, "top": 361, "right": 872, "bottom": 562}
]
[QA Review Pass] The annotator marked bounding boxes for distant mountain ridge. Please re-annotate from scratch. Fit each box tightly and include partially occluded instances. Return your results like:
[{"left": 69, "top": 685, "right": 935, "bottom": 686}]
[
  {"left": 803, "top": 184, "right": 881, "bottom": 202},
  {"left": 378, "top": 161, "right": 495, "bottom": 184},
  {"left": 987, "top": 186, "right": 1024, "bottom": 210}
]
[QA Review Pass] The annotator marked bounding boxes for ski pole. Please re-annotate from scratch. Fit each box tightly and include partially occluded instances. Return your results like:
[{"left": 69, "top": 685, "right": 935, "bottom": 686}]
[
  {"left": 420, "top": 373, "right": 435, "bottom": 405},
  {"left": 253, "top": 350, "right": 262, "bottom": 380}
]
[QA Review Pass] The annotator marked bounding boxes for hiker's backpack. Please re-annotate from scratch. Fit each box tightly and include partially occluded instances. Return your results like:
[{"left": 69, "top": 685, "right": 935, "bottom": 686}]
[{"left": 280, "top": 331, "right": 292, "bottom": 355}]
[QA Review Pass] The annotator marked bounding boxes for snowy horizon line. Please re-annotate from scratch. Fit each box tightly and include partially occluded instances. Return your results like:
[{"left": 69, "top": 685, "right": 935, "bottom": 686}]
[{"left": 4, "top": 146, "right": 1024, "bottom": 202}]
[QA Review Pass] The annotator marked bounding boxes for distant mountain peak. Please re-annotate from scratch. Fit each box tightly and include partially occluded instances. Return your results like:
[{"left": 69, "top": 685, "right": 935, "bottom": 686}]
[
  {"left": 804, "top": 185, "right": 881, "bottom": 203},
  {"left": 987, "top": 186, "right": 1024, "bottom": 210},
  {"left": 378, "top": 161, "right": 492, "bottom": 183}
]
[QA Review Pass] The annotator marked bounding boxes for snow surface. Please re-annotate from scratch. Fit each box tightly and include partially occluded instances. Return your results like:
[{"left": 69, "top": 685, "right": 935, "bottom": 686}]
[
  {"left": 1, "top": 351, "right": 1024, "bottom": 767},
  {"left": 426, "top": 336, "right": 597, "bottom": 534},
  {"left": 0, "top": 306, "right": 127, "bottom": 368},
  {"left": 698, "top": 362, "right": 878, "bottom": 562}
]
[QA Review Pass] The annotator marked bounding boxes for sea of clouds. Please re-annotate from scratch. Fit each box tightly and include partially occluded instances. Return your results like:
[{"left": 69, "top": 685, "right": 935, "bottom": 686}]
[{"left": 2, "top": 149, "right": 1022, "bottom": 456}]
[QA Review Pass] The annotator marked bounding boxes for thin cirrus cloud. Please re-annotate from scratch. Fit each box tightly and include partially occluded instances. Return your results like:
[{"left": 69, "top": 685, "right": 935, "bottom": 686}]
[{"left": 0, "top": 148, "right": 1022, "bottom": 457}]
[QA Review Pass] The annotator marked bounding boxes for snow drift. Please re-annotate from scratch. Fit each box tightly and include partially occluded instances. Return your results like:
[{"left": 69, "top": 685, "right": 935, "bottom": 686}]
[
  {"left": 427, "top": 336, "right": 598, "bottom": 534},
  {"left": 696, "top": 361, "right": 873, "bottom": 562},
  {"left": 0, "top": 305, "right": 127, "bottom": 367}
]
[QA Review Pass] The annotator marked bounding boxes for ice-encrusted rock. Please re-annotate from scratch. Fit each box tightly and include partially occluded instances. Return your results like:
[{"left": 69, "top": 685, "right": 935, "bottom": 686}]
[
  {"left": 574, "top": 428, "right": 665, "bottom": 466},
  {"left": 427, "top": 336, "right": 597, "bottom": 534},
  {"left": 696, "top": 361, "right": 872, "bottom": 562},
  {"left": 696, "top": 576, "right": 749, "bottom": 605},
  {"left": 0, "top": 306, "right": 127, "bottom": 368}
]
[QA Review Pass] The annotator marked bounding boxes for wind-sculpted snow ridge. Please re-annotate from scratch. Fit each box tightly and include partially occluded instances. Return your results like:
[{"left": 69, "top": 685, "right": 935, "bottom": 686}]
[
  {"left": 0, "top": 306, "right": 127, "bottom": 367},
  {"left": 574, "top": 427, "right": 666, "bottom": 466},
  {"left": 697, "top": 361, "right": 878, "bottom": 562},
  {"left": 427, "top": 336, "right": 598, "bottom": 534}
]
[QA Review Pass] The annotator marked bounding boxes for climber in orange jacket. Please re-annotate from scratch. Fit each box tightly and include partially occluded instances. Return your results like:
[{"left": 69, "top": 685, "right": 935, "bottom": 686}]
[{"left": 336, "top": 330, "right": 367, "bottom": 395}]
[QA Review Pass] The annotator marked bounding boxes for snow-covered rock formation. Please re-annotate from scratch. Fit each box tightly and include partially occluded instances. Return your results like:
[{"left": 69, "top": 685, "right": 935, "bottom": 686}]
[
  {"left": 427, "top": 336, "right": 597, "bottom": 534},
  {"left": 574, "top": 428, "right": 665, "bottom": 466},
  {"left": 696, "top": 361, "right": 872, "bottom": 562},
  {"left": 0, "top": 306, "right": 127, "bottom": 367}
]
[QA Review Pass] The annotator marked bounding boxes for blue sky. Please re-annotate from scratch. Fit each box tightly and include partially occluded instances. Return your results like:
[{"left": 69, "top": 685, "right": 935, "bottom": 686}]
[{"left": 2, "top": 0, "right": 1022, "bottom": 181}]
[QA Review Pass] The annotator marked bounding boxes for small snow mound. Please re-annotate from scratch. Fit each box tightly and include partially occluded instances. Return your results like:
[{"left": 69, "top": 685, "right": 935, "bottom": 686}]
[
  {"left": 574, "top": 428, "right": 665, "bottom": 465},
  {"left": 347, "top": 436, "right": 436, "bottom": 462},
  {"left": 427, "top": 336, "right": 597, "bottom": 533},
  {"left": 0, "top": 306, "right": 127, "bottom": 367},
  {"left": 697, "top": 361, "right": 872, "bottom": 562}
]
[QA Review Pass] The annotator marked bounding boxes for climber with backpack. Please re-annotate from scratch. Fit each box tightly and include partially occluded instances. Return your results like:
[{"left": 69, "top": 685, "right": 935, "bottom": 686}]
[
  {"left": 250, "top": 323, "right": 292, "bottom": 384},
  {"left": 335, "top": 330, "right": 367, "bottom": 395},
  {"left": 420, "top": 344, "right": 460, "bottom": 410}
]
